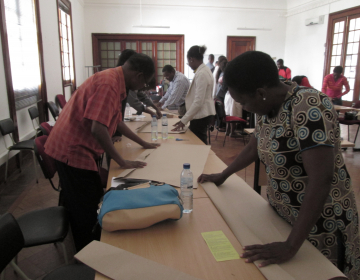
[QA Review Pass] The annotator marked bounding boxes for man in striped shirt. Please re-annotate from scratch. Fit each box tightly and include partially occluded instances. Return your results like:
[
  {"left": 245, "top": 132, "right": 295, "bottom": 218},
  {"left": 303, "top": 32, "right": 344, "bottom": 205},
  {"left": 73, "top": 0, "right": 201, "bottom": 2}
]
[
  {"left": 158, "top": 65, "right": 190, "bottom": 116},
  {"left": 322, "top": 66, "right": 350, "bottom": 105}
]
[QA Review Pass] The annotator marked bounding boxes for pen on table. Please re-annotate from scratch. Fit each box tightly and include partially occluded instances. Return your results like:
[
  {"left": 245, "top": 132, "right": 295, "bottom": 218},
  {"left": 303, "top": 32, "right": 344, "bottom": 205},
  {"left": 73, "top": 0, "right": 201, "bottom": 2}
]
[{"left": 176, "top": 138, "right": 189, "bottom": 141}]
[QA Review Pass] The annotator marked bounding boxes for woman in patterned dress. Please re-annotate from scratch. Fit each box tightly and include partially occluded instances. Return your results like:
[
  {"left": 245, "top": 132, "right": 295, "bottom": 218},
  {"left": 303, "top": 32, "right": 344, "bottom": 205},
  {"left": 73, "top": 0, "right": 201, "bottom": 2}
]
[{"left": 198, "top": 51, "right": 359, "bottom": 279}]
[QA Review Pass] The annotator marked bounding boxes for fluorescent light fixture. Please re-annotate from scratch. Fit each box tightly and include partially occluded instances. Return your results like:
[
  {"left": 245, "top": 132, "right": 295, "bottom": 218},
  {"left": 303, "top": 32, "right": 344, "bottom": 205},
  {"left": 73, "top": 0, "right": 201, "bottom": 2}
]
[
  {"left": 133, "top": 25, "right": 170, "bottom": 28},
  {"left": 237, "top": 27, "right": 272, "bottom": 31}
]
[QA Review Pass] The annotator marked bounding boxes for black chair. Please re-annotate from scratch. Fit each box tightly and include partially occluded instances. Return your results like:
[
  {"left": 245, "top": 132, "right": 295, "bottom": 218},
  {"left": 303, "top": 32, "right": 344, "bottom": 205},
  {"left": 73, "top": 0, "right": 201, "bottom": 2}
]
[
  {"left": 28, "top": 106, "right": 40, "bottom": 137},
  {"left": 0, "top": 212, "right": 94, "bottom": 280},
  {"left": 214, "top": 100, "right": 247, "bottom": 146},
  {"left": 0, "top": 118, "right": 38, "bottom": 183},
  {"left": 48, "top": 101, "right": 59, "bottom": 121}
]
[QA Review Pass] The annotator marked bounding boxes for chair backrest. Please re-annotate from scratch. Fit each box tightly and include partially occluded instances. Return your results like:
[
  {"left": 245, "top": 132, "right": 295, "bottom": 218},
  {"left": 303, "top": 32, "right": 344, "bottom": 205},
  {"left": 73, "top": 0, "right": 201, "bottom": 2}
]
[
  {"left": 34, "top": 135, "right": 57, "bottom": 180},
  {"left": 48, "top": 101, "right": 59, "bottom": 120},
  {"left": 214, "top": 100, "right": 226, "bottom": 121},
  {"left": 0, "top": 118, "right": 15, "bottom": 136},
  {"left": 28, "top": 106, "right": 39, "bottom": 120},
  {"left": 39, "top": 122, "right": 53, "bottom": 136},
  {"left": 55, "top": 94, "right": 67, "bottom": 109},
  {"left": 0, "top": 213, "right": 24, "bottom": 273}
]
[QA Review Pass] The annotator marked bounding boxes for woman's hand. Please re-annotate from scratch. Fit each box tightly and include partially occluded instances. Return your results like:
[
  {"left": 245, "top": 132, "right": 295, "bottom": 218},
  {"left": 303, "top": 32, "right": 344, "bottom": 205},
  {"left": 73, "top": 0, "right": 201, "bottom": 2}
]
[
  {"left": 120, "top": 160, "right": 147, "bottom": 169},
  {"left": 197, "top": 173, "right": 227, "bottom": 186},
  {"left": 241, "top": 241, "right": 298, "bottom": 267},
  {"left": 142, "top": 142, "right": 160, "bottom": 149},
  {"left": 172, "top": 121, "right": 185, "bottom": 131}
]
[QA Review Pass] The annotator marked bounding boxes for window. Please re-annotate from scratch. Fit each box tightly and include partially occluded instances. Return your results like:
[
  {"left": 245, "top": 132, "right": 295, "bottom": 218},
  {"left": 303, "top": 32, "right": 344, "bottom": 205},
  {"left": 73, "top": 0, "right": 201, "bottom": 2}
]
[
  {"left": 57, "top": 0, "right": 76, "bottom": 91},
  {"left": 324, "top": 6, "right": 360, "bottom": 104},
  {"left": 1, "top": 0, "right": 45, "bottom": 110},
  {"left": 92, "top": 34, "right": 184, "bottom": 84}
]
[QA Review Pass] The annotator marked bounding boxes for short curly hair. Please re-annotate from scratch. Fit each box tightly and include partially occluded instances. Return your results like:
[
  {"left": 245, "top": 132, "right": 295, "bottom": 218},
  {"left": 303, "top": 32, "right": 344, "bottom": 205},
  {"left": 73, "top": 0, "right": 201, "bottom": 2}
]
[{"left": 224, "top": 51, "right": 279, "bottom": 94}]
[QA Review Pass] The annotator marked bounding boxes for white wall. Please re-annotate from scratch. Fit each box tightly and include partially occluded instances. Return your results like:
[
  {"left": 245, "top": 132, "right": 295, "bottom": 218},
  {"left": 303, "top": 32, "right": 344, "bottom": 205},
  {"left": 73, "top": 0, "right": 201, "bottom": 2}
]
[
  {"left": 83, "top": 0, "right": 287, "bottom": 80},
  {"left": 284, "top": 0, "right": 360, "bottom": 91}
]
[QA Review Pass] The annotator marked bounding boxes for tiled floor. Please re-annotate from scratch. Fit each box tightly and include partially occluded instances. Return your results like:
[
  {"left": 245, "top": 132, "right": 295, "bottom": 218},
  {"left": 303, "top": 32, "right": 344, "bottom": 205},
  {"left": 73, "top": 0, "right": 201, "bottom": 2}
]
[{"left": 1, "top": 124, "right": 360, "bottom": 279}]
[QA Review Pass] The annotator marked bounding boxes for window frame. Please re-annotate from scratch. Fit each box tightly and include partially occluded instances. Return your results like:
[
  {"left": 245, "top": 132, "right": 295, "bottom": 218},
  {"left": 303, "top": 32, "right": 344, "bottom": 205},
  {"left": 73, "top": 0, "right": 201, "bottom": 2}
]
[
  {"left": 0, "top": 0, "right": 48, "bottom": 141},
  {"left": 324, "top": 6, "right": 360, "bottom": 105},
  {"left": 92, "top": 34, "right": 184, "bottom": 84},
  {"left": 57, "top": 0, "right": 76, "bottom": 93}
]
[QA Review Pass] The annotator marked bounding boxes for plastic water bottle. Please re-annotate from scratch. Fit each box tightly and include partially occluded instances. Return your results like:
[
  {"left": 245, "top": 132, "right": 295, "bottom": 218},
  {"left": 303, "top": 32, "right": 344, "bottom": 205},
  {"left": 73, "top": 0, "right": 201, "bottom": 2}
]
[
  {"left": 180, "top": 163, "right": 193, "bottom": 213},
  {"left": 125, "top": 103, "right": 131, "bottom": 118},
  {"left": 151, "top": 115, "right": 158, "bottom": 141},
  {"left": 162, "top": 114, "right": 168, "bottom": 139}
]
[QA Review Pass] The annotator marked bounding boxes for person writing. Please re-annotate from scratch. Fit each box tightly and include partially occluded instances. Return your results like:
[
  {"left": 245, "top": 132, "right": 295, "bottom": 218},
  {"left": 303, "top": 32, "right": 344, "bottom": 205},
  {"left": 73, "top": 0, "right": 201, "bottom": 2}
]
[
  {"left": 322, "top": 66, "right": 350, "bottom": 105},
  {"left": 45, "top": 54, "right": 160, "bottom": 252},
  {"left": 172, "top": 45, "right": 216, "bottom": 144},
  {"left": 157, "top": 65, "right": 190, "bottom": 116},
  {"left": 198, "top": 51, "right": 359, "bottom": 279},
  {"left": 277, "top": 59, "right": 291, "bottom": 80}
]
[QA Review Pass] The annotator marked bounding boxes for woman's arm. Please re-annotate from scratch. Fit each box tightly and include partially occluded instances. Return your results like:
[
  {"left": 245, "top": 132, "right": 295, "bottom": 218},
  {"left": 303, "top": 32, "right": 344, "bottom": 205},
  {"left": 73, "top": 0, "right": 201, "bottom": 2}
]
[
  {"left": 198, "top": 135, "right": 258, "bottom": 185},
  {"left": 242, "top": 145, "right": 334, "bottom": 267}
]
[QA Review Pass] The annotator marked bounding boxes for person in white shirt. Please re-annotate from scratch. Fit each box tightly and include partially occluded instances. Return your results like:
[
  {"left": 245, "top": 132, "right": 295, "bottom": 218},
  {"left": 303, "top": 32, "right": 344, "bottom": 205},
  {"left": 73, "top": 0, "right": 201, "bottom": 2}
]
[
  {"left": 172, "top": 45, "right": 216, "bottom": 144},
  {"left": 157, "top": 65, "right": 190, "bottom": 116}
]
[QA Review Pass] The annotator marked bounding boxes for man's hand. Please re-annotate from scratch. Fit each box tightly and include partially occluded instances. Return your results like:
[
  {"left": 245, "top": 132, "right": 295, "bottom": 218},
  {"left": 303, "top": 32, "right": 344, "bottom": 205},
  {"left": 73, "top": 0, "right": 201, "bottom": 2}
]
[
  {"left": 155, "top": 108, "right": 163, "bottom": 119},
  {"left": 156, "top": 102, "right": 163, "bottom": 108},
  {"left": 197, "top": 173, "right": 227, "bottom": 186},
  {"left": 172, "top": 121, "right": 185, "bottom": 131},
  {"left": 241, "top": 241, "right": 298, "bottom": 267},
  {"left": 142, "top": 142, "right": 160, "bottom": 149},
  {"left": 120, "top": 160, "right": 147, "bottom": 169}
]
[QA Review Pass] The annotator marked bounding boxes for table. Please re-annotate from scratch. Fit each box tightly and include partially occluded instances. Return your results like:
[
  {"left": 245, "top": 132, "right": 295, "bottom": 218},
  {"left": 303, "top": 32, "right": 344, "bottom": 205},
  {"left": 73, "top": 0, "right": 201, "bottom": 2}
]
[
  {"left": 334, "top": 105, "right": 360, "bottom": 113},
  {"left": 97, "top": 120, "right": 264, "bottom": 280},
  {"left": 95, "top": 115, "right": 344, "bottom": 280}
]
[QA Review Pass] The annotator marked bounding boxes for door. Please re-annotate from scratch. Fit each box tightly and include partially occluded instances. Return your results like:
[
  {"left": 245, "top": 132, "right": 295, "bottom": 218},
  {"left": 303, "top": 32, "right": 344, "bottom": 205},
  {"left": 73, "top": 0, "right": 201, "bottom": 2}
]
[{"left": 227, "top": 36, "right": 256, "bottom": 60}]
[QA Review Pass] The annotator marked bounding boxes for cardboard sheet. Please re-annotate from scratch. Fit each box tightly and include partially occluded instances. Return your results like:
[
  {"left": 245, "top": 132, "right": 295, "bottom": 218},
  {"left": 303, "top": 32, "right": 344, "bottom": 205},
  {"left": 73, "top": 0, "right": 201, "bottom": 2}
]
[
  {"left": 200, "top": 154, "right": 346, "bottom": 280},
  {"left": 117, "top": 144, "right": 211, "bottom": 189},
  {"left": 75, "top": 241, "right": 201, "bottom": 280},
  {"left": 137, "top": 118, "right": 188, "bottom": 134}
]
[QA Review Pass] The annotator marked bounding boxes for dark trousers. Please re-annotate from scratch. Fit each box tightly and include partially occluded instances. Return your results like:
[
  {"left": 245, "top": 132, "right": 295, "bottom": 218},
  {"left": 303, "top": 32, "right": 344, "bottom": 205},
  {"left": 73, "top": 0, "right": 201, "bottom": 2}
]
[
  {"left": 332, "top": 97, "right": 343, "bottom": 105},
  {"left": 55, "top": 160, "right": 103, "bottom": 252},
  {"left": 189, "top": 115, "right": 213, "bottom": 145}
]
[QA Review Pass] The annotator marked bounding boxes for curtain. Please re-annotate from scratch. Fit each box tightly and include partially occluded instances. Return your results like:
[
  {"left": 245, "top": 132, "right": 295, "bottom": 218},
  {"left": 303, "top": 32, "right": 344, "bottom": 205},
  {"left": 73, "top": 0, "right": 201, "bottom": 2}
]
[{"left": 4, "top": 0, "right": 41, "bottom": 110}]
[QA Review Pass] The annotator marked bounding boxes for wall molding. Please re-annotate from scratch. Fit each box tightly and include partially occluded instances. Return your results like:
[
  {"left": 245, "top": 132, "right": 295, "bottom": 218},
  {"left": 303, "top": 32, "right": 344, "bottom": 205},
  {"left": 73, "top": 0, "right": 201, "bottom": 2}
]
[
  {"left": 286, "top": 0, "right": 340, "bottom": 17},
  {"left": 84, "top": 2, "right": 286, "bottom": 13}
]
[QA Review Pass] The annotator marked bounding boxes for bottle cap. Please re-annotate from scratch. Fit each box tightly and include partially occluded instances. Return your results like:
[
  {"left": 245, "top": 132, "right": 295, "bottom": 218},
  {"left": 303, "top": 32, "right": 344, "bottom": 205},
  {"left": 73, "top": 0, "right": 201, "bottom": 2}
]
[
  {"left": 152, "top": 115, "right": 156, "bottom": 118},
  {"left": 183, "top": 163, "right": 190, "bottom": 169},
  {"left": 163, "top": 114, "right": 167, "bottom": 116}
]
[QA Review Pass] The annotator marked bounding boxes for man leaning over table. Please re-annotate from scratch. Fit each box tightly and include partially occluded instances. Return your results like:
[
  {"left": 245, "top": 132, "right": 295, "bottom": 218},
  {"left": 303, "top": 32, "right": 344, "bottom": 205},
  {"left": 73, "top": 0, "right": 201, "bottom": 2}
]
[
  {"left": 45, "top": 54, "right": 160, "bottom": 252},
  {"left": 157, "top": 65, "right": 190, "bottom": 116},
  {"left": 322, "top": 66, "right": 350, "bottom": 106}
]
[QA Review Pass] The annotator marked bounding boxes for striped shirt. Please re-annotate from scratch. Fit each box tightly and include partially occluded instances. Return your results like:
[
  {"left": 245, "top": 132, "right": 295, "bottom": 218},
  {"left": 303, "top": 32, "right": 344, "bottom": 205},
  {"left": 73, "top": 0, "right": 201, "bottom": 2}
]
[
  {"left": 321, "top": 74, "right": 350, "bottom": 99},
  {"left": 160, "top": 71, "right": 190, "bottom": 109},
  {"left": 45, "top": 67, "right": 126, "bottom": 171}
]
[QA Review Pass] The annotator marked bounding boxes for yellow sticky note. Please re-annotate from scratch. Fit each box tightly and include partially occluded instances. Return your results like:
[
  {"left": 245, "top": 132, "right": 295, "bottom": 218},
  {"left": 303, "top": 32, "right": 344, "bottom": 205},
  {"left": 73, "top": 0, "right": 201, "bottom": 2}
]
[{"left": 201, "top": 231, "right": 240, "bottom": 262}]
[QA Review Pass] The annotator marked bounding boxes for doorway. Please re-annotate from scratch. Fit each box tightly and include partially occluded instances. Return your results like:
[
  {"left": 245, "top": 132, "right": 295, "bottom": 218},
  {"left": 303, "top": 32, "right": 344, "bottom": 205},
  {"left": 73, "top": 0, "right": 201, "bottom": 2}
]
[{"left": 227, "top": 36, "right": 256, "bottom": 60}]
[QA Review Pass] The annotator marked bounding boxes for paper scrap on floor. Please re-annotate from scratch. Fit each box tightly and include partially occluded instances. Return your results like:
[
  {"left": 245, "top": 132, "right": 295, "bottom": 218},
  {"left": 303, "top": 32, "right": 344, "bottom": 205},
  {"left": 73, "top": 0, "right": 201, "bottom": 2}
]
[{"left": 202, "top": 231, "right": 240, "bottom": 262}]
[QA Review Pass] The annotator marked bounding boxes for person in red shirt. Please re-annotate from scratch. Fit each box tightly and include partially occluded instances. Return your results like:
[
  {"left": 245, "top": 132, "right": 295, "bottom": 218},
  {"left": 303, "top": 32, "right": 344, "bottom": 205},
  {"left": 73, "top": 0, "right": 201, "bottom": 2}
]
[
  {"left": 292, "top": 76, "right": 313, "bottom": 88},
  {"left": 45, "top": 54, "right": 159, "bottom": 251},
  {"left": 277, "top": 59, "right": 291, "bottom": 80},
  {"left": 322, "top": 66, "right": 350, "bottom": 105}
]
